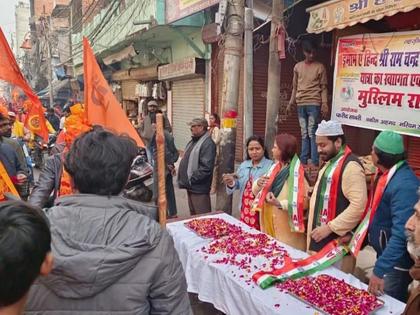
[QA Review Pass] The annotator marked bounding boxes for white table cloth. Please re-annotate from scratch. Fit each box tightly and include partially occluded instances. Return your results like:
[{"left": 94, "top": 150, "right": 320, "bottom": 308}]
[{"left": 167, "top": 213, "right": 406, "bottom": 315}]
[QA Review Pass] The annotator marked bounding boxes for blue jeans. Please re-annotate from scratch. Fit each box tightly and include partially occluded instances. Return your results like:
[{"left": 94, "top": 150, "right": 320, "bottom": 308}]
[
  {"left": 383, "top": 268, "right": 413, "bottom": 303},
  {"left": 297, "top": 105, "right": 320, "bottom": 165}
]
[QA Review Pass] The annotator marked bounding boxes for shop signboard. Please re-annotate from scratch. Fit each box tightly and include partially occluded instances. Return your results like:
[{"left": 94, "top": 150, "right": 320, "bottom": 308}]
[
  {"left": 166, "top": 0, "right": 220, "bottom": 23},
  {"left": 307, "top": 0, "right": 420, "bottom": 34}
]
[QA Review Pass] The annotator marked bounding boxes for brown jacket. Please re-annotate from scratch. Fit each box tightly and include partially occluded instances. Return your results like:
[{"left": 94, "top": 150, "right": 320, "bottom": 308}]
[{"left": 403, "top": 258, "right": 420, "bottom": 315}]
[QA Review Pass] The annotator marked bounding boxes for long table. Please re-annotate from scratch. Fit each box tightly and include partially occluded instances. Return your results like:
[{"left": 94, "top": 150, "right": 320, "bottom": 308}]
[{"left": 167, "top": 213, "right": 406, "bottom": 315}]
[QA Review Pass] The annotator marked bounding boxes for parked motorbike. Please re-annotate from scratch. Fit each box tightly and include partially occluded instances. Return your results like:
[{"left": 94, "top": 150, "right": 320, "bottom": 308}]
[{"left": 123, "top": 148, "right": 154, "bottom": 203}]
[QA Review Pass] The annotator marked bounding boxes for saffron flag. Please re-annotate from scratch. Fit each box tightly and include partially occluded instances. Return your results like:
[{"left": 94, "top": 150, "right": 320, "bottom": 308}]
[
  {"left": 0, "top": 27, "right": 49, "bottom": 141},
  {"left": 83, "top": 37, "right": 144, "bottom": 147},
  {"left": 24, "top": 101, "right": 49, "bottom": 142},
  {"left": 0, "top": 160, "right": 19, "bottom": 201}
]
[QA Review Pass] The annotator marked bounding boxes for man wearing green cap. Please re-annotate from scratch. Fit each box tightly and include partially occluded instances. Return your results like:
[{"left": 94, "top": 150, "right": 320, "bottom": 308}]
[{"left": 367, "top": 130, "right": 419, "bottom": 302}]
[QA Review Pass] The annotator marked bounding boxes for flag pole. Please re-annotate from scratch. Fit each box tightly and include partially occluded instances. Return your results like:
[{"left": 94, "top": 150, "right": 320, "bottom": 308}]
[{"left": 156, "top": 113, "right": 167, "bottom": 227}]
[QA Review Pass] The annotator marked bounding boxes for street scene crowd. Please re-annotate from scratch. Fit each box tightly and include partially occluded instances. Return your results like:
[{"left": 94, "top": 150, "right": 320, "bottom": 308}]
[{"left": 1, "top": 1, "right": 420, "bottom": 315}]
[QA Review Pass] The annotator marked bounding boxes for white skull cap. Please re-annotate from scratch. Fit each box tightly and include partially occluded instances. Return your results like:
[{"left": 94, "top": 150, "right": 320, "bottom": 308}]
[{"left": 315, "top": 120, "right": 344, "bottom": 136}]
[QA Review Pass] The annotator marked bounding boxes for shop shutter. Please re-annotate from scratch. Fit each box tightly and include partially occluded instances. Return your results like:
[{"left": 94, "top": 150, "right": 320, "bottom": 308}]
[
  {"left": 253, "top": 44, "right": 269, "bottom": 138},
  {"left": 121, "top": 80, "right": 138, "bottom": 101},
  {"left": 407, "top": 136, "right": 420, "bottom": 177},
  {"left": 277, "top": 53, "right": 302, "bottom": 151},
  {"left": 172, "top": 78, "right": 205, "bottom": 150}
]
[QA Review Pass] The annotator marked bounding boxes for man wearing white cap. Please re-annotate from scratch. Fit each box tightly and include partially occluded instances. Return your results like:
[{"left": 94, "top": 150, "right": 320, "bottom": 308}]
[{"left": 307, "top": 120, "right": 367, "bottom": 272}]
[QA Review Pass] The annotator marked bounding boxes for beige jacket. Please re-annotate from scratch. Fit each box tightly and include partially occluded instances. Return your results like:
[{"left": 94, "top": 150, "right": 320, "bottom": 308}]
[
  {"left": 307, "top": 160, "right": 367, "bottom": 250},
  {"left": 252, "top": 172, "right": 310, "bottom": 251}
]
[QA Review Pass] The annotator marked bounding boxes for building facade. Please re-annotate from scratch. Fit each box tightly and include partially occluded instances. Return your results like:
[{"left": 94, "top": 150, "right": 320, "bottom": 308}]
[{"left": 14, "top": 1, "right": 31, "bottom": 66}]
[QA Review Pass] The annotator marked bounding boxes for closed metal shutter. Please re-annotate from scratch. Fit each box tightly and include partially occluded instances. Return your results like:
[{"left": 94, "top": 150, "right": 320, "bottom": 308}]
[
  {"left": 172, "top": 78, "right": 205, "bottom": 149},
  {"left": 121, "top": 80, "right": 138, "bottom": 101},
  {"left": 276, "top": 52, "right": 301, "bottom": 151},
  {"left": 407, "top": 136, "right": 420, "bottom": 177},
  {"left": 253, "top": 44, "right": 269, "bottom": 139}
]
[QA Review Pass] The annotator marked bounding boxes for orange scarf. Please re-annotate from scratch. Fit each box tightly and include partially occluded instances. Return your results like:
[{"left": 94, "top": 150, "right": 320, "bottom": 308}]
[{"left": 58, "top": 166, "right": 73, "bottom": 197}]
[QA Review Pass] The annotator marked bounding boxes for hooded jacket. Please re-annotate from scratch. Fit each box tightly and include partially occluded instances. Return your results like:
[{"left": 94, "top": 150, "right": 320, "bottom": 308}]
[{"left": 26, "top": 194, "right": 191, "bottom": 315}]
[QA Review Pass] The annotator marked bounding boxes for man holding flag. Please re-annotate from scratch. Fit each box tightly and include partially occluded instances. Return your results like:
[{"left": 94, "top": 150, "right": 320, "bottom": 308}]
[
  {"left": 0, "top": 26, "right": 50, "bottom": 144},
  {"left": 367, "top": 130, "right": 419, "bottom": 302},
  {"left": 0, "top": 113, "right": 26, "bottom": 200}
]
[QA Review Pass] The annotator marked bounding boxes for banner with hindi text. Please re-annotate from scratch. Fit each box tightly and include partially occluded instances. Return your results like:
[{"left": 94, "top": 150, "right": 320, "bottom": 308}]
[{"left": 332, "top": 30, "right": 420, "bottom": 137}]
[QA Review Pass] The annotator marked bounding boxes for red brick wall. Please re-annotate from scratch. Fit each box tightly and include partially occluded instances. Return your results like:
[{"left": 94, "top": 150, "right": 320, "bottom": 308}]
[
  {"left": 34, "top": 0, "right": 54, "bottom": 17},
  {"left": 82, "top": 0, "right": 111, "bottom": 25}
]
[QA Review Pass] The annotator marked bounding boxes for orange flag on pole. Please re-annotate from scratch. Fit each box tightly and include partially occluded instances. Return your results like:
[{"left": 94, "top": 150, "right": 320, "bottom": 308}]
[
  {"left": 83, "top": 37, "right": 144, "bottom": 147},
  {"left": 0, "top": 160, "right": 19, "bottom": 201},
  {"left": 24, "top": 101, "right": 49, "bottom": 142},
  {"left": 0, "top": 27, "right": 49, "bottom": 141}
]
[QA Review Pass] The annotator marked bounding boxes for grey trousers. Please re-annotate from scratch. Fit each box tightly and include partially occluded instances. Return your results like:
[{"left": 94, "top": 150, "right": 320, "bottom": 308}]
[{"left": 187, "top": 191, "right": 211, "bottom": 215}]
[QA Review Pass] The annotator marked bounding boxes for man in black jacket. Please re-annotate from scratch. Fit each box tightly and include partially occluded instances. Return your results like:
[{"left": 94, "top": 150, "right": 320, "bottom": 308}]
[
  {"left": 0, "top": 114, "right": 27, "bottom": 194},
  {"left": 178, "top": 117, "right": 216, "bottom": 215}
]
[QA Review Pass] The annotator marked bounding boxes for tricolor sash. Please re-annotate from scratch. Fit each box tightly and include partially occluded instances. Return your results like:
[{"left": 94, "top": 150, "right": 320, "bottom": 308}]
[
  {"left": 253, "top": 240, "right": 347, "bottom": 289},
  {"left": 253, "top": 160, "right": 406, "bottom": 289},
  {"left": 287, "top": 155, "right": 305, "bottom": 232},
  {"left": 348, "top": 160, "right": 404, "bottom": 256},
  {"left": 0, "top": 160, "right": 19, "bottom": 201},
  {"left": 251, "top": 162, "right": 282, "bottom": 212},
  {"left": 314, "top": 146, "right": 352, "bottom": 227}
]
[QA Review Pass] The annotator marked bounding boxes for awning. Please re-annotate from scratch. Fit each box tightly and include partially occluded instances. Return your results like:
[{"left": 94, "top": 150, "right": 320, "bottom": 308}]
[
  {"left": 37, "top": 79, "right": 71, "bottom": 98},
  {"left": 306, "top": 0, "right": 420, "bottom": 33}
]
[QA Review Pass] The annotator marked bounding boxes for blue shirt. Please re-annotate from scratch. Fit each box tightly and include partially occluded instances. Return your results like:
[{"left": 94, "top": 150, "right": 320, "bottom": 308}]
[{"left": 226, "top": 157, "right": 273, "bottom": 210}]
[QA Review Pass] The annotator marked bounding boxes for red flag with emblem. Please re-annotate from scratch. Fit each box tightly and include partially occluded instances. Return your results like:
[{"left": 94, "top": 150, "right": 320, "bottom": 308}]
[
  {"left": 83, "top": 37, "right": 144, "bottom": 147},
  {"left": 24, "top": 101, "right": 49, "bottom": 142},
  {"left": 0, "top": 27, "right": 48, "bottom": 141}
]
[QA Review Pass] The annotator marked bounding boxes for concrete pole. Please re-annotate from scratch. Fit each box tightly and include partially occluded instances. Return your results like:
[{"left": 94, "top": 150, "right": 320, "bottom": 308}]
[
  {"left": 243, "top": 7, "right": 254, "bottom": 154},
  {"left": 216, "top": 0, "right": 245, "bottom": 214},
  {"left": 47, "top": 40, "right": 54, "bottom": 108},
  {"left": 264, "top": 0, "right": 284, "bottom": 154}
]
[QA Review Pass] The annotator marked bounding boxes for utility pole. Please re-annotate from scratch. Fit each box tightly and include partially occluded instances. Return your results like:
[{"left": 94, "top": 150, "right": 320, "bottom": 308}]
[
  {"left": 264, "top": 0, "right": 284, "bottom": 154},
  {"left": 42, "top": 17, "right": 54, "bottom": 108},
  {"left": 46, "top": 38, "right": 54, "bottom": 108},
  {"left": 216, "top": 0, "right": 245, "bottom": 214},
  {"left": 243, "top": 3, "right": 253, "bottom": 153}
]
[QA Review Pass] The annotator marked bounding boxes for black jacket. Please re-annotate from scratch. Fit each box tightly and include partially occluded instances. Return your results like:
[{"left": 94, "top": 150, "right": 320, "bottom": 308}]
[
  {"left": 178, "top": 134, "right": 216, "bottom": 194},
  {"left": 150, "top": 130, "right": 179, "bottom": 169},
  {"left": 29, "top": 153, "right": 63, "bottom": 208}
]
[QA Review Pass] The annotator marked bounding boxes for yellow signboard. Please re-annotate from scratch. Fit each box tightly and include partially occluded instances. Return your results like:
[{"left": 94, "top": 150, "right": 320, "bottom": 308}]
[{"left": 307, "top": 0, "right": 420, "bottom": 34}]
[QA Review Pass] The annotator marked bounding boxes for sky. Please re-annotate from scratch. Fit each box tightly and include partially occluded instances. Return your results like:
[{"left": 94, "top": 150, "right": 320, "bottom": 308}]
[{"left": 0, "top": 0, "right": 28, "bottom": 45}]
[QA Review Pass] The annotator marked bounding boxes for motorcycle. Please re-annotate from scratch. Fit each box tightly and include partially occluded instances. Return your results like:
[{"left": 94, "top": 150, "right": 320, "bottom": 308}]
[{"left": 123, "top": 148, "right": 154, "bottom": 203}]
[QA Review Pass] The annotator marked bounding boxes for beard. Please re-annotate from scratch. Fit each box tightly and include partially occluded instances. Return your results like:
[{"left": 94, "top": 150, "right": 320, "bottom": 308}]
[
  {"left": 406, "top": 230, "right": 420, "bottom": 259},
  {"left": 319, "top": 148, "right": 338, "bottom": 162}
]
